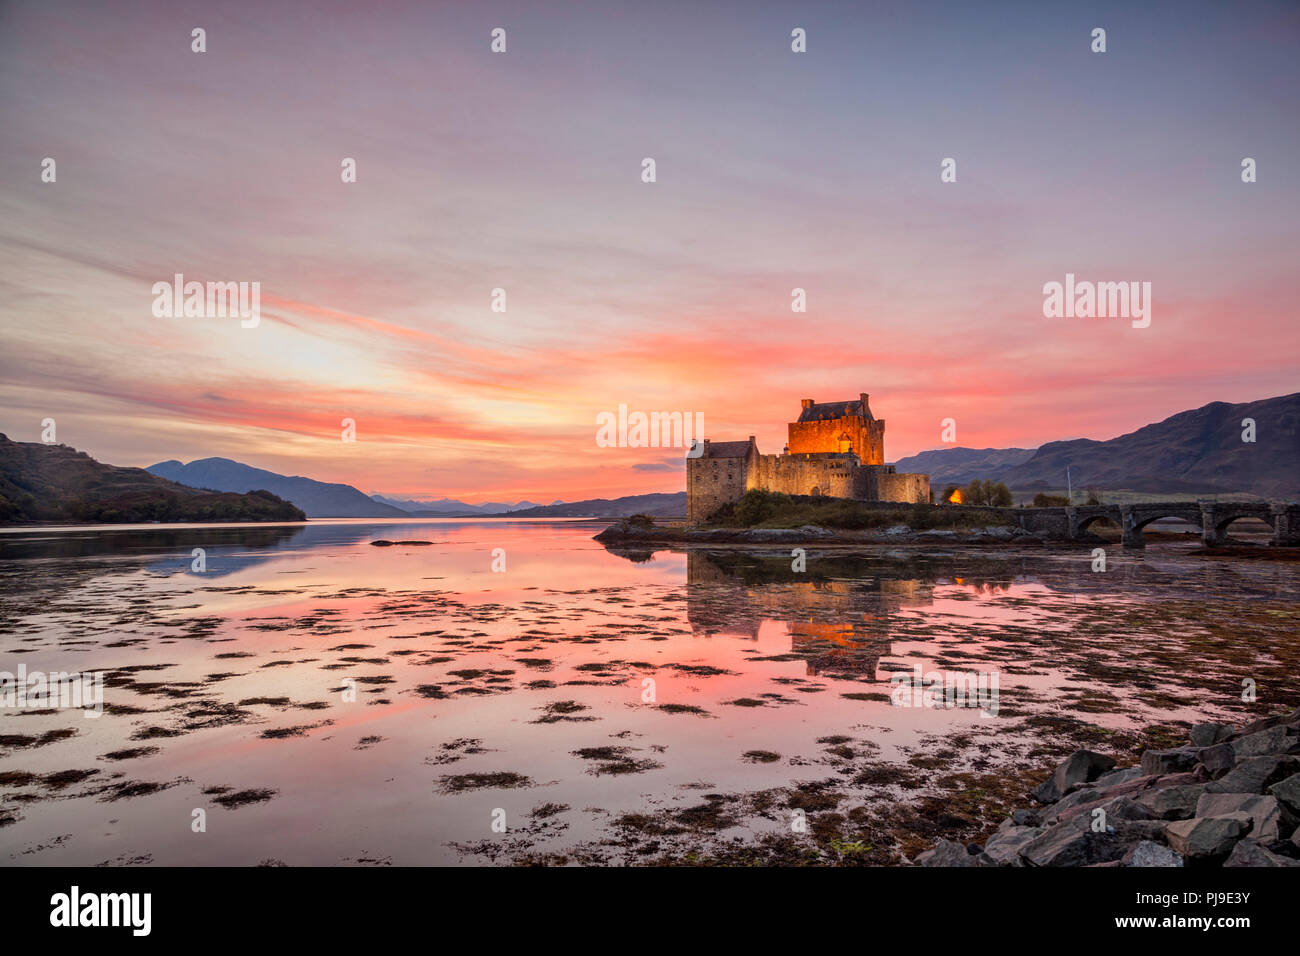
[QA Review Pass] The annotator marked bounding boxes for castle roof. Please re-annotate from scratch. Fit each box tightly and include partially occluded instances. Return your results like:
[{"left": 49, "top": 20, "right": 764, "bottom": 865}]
[
  {"left": 699, "top": 440, "right": 754, "bottom": 459},
  {"left": 797, "top": 397, "right": 875, "bottom": 423}
]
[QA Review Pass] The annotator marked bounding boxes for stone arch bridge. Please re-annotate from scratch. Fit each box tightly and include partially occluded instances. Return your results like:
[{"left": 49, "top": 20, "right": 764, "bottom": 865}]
[{"left": 1012, "top": 500, "right": 1300, "bottom": 549}]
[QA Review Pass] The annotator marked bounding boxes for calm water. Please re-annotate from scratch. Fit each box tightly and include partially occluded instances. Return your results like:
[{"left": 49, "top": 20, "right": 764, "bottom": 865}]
[{"left": 1, "top": 519, "right": 1296, "bottom": 865}]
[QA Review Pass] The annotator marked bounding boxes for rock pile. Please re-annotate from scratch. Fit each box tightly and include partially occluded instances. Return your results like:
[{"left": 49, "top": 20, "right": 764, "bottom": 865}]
[{"left": 916, "top": 708, "right": 1300, "bottom": 867}]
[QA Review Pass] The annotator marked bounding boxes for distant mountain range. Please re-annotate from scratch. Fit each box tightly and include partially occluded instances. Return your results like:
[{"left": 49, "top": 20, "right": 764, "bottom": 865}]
[
  {"left": 500, "top": 492, "right": 686, "bottom": 518},
  {"left": 1, "top": 437, "right": 305, "bottom": 524},
  {"left": 370, "top": 494, "right": 552, "bottom": 517},
  {"left": 146, "top": 458, "right": 559, "bottom": 518},
  {"left": 148, "top": 458, "right": 405, "bottom": 518},
  {"left": 120, "top": 392, "right": 1298, "bottom": 522},
  {"left": 894, "top": 393, "right": 1299, "bottom": 497}
]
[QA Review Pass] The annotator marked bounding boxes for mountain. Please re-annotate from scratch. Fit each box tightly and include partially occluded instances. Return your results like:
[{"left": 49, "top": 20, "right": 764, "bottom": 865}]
[
  {"left": 370, "top": 494, "right": 547, "bottom": 516},
  {"left": 998, "top": 393, "right": 1300, "bottom": 496},
  {"left": 498, "top": 492, "right": 686, "bottom": 518},
  {"left": 148, "top": 458, "right": 405, "bottom": 518},
  {"left": 898, "top": 394, "right": 1299, "bottom": 497},
  {"left": 891, "top": 447, "right": 1037, "bottom": 488},
  {"left": 0, "top": 436, "right": 305, "bottom": 524}
]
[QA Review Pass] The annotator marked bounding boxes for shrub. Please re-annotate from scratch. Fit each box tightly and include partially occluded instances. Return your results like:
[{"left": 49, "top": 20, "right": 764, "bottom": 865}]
[
  {"left": 704, "top": 490, "right": 1013, "bottom": 531},
  {"left": 1031, "top": 493, "right": 1070, "bottom": 508}
]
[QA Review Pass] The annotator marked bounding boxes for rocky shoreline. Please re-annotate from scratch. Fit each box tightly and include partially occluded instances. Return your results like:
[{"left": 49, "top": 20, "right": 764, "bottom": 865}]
[
  {"left": 917, "top": 709, "right": 1300, "bottom": 867},
  {"left": 593, "top": 516, "right": 1036, "bottom": 546}
]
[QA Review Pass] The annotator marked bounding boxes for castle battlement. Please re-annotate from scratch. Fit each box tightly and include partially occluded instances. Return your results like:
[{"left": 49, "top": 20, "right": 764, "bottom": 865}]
[{"left": 686, "top": 394, "right": 930, "bottom": 524}]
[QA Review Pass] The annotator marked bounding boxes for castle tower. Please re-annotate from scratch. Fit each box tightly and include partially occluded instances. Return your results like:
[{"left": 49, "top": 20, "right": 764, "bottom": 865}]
[{"left": 786, "top": 392, "right": 884, "bottom": 464}]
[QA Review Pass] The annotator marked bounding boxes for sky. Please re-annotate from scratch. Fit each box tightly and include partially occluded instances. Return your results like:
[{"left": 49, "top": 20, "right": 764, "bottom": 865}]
[{"left": 1, "top": 0, "right": 1297, "bottom": 502}]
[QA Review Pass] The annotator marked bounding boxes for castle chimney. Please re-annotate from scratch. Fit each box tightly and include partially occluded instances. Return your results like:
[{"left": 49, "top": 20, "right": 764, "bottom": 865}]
[
  {"left": 801, "top": 399, "right": 814, "bottom": 409},
  {"left": 748, "top": 435, "right": 755, "bottom": 444}
]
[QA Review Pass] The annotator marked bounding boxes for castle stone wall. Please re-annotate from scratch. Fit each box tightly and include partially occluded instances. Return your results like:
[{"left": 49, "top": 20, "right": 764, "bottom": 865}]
[
  {"left": 686, "top": 453, "right": 752, "bottom": 523},
  {"left": 751, "top": 455, "right": 857, "bottom": 499},
  {"left": 875, "top": 471, "right": 931, "bottom": 504}
]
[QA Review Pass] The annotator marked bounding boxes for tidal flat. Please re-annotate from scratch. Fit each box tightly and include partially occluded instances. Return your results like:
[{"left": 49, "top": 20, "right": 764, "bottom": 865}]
[{"left": 1, "top": 519, "right": 1296, "bottom": 865}]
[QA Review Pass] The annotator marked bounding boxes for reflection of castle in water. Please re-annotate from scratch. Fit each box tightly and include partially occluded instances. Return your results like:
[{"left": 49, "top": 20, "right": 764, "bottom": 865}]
[{"left": 685, "top": 550, "right": 934, "bottom": 678}]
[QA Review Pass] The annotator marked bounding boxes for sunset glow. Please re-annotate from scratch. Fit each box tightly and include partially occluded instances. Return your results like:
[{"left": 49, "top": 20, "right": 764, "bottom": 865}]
[{"left": 2, "top": 1, "right": 1297, "bottom": 503}]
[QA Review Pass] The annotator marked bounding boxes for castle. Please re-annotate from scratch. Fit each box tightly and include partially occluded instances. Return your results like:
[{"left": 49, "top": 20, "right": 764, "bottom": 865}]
[{"left": 686, "top": 393, "right": 930, "bottom": 524}]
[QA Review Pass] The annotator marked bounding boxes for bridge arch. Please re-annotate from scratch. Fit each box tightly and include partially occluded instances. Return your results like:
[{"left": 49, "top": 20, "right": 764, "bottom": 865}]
[
  {"left": 1207, "top": 507, "right": 1274, "bottom": 545},
  {"left": 1119, "top": 506, "right": 1205, "bottom": 548},
  {"left": 1076, "top": 513, "right": 1122, "bottom": 538}
]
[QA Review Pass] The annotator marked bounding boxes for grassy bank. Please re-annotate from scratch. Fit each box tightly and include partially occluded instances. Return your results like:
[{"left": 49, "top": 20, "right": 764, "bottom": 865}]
[{"left": 704, "top": 490, "right": 1016, "bottom": 531}]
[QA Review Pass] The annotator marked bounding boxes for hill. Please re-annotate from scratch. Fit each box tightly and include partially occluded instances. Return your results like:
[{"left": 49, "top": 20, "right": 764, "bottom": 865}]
[
  {"left": 371, "top": 494, "right": 548, "bottom": 516},
  {"left": 891, "top": 447, "right": 1036, "bottom": 487},
  {"left": 499, "top": 492, "right": 686, "bottom": 518},
  {"left": 148, "top": 458, "right": 405, "bottom": 518},
  {"left": 0, "top": 436, "right": 305, "bottom": 524},
  {"left": 1000, "top": 393, "right": 1300, "bottom": 496},
  {"left": 890, "top": 394, "right": 1299, "bottom": 498}
]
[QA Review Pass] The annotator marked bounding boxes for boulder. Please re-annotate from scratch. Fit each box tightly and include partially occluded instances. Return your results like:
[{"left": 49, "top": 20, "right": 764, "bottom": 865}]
[
  {"left": 981, "top": 823, "right": 1042, "bottom": 866},
  {"left": 1135, "top": 784, "right": 1206, "bottom": 821},
  {"left": 1165, "top": 814, "right": 1252, "bottom": 860},
  {"left": 1205, "top": 755, "right": 1300, "bottom": 795},
  {"left": 915, "top": 838, "right": 977, "bottom": 867},
  {"left": 1047, "top": 772, "right": 1202, "bottom": 825},
  {"left": 1152, "top": 770, "right": 1208, "bottom": 787},
  {"left": 1057, "top": 794, "right": 1154, "bottom": 827},
  {"left": 1031, "top": 750, "right": 1117, "bottom": 804},
  {"left": 1190, "top": 723, "right": 1234, "bottom": 748},
  {"left": 1114, "top": 820, "right": 1174, "bottom": 844},
  {"left": 1041, "top": 787, "right": 1102, "bottom": 824},
  {"left": 1092, "top": 767, "right": 1144, "bottom": 789},
  {"left": 1019, "top": 814, "right": 1124, "bottom": 867},
  {"left": 795, "top": 525, "right": 834, "bottom": 537},
  {"left": 1231, "top": 725, "right": 1299, "bottom": 760},
  {"left": 1196, "top": 792, "right": 1289, "bottom": 843},
  {"left": 1267, "top": 772, "right": 1300, "bottom": 817},
  {"left": 1126, "top": 840, "right": 1184, "bottom": 868},
  {"left": 1236, "top": 712, "right": 1300, "bottom": 737},
  {"left": 1010, "top": 808, "right": 1042, "bottom": 827},
  {"left": 1196, "top": 742, "right": 1236, "bottom": 779},
  {"left": 1141, "top": 747, "right": 1200, "bottom": 777},
  {"left": 1223, "top": 840, "right": 1300, "bottom": 867}
]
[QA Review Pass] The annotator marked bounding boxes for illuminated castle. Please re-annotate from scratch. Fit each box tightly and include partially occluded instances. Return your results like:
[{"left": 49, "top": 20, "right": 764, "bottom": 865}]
[{"left": 686, "top": 393, "right": 930, "bottom": 523}]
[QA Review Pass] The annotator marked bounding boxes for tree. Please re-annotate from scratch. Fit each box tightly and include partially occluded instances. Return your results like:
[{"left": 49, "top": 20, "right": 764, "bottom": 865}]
[{"left": 961, "top": 479, "right": 1012, "bottom": 507}]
